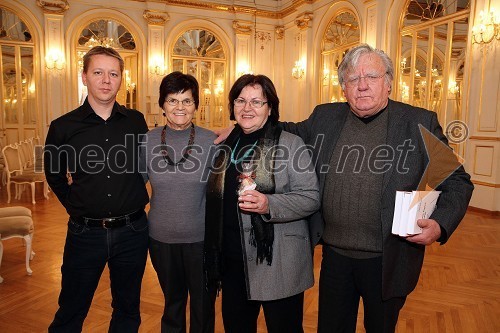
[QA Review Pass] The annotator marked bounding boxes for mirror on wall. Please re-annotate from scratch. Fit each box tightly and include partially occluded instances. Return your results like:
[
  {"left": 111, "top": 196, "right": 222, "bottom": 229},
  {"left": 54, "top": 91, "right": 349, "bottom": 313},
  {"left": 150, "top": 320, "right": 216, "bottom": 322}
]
[
  {"left": 76, "top": 19, "right": 138, "bottom": 110},
  {"left": 0, "top": 6, "right": 36, "bottom": 145},
  {"left": 2, "top": 45, "right": 17, "bottom": 126},
  {"left": 22, "top": 47, "right": 36, "bottom": 126},
  {"left": 320, "top": 11, "right": 360, "bottom": 103},
  {"left": 171, "top": 29, "right": 227, "bottom": 129},
  {"left": 398, "top": 0, "right": 470, "bottom": 130}
]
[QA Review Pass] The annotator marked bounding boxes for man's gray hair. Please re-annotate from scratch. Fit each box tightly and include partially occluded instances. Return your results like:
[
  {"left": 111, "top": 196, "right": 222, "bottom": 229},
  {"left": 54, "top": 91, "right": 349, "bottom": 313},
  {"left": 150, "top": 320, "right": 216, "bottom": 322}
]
[{"left": 338, "top": 44, "right": 394, "bottom": 91}]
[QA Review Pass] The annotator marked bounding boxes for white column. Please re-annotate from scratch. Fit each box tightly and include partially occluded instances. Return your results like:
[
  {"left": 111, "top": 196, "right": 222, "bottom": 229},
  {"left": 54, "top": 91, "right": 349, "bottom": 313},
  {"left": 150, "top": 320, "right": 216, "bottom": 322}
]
[
  {"left": 43, "top": 13, "right": 66, "bottom": 124},
  {"left": 143, "top": 10, "right": 169, "bottom": 127}
]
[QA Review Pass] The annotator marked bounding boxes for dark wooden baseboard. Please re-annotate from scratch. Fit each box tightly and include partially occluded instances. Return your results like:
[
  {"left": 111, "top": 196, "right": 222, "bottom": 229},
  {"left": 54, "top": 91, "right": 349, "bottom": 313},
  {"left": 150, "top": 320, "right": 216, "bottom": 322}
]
[{"left": 467, "top": 205, "right": 500, "bottom": 216}]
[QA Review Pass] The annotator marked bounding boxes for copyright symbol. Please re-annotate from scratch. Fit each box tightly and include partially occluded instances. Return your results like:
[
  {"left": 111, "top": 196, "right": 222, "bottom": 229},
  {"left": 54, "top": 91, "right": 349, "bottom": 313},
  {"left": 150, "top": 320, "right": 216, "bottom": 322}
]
[{"left": 445, "top": 120, "right": 468, "bottom": 144}]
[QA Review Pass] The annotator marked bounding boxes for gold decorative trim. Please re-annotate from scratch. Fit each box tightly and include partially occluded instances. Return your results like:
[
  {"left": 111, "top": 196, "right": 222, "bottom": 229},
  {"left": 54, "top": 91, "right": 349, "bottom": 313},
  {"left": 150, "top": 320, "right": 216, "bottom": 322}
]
[
  {"left": 36, "top": 0, "right": 69, "bottom": 14},
  {"left": 295, "top": 12, "right": 313, "bottom": 30},
  {"left": 233, "top": 21, "right": 253, "bottom": 35},
  {"left": 256, "top": 31, "right": 272, "bottom": 50},
  {"left": 143, "top": 10, "right": 170, "bottom": 26},
  {"left": 471, "top": 180, "right": 500, "bottom": 188},
  {"left": 275, "top": 26, "right": 284, "bottom": 40},
  {"left": 278, "top": 0, "right": 313, "bottom": 18},
  {"left": 469, "top": 136, "right": 500, "bottom": 141},
  {"left": 144, "top": 0, "right": 318, "bottom": 19}
]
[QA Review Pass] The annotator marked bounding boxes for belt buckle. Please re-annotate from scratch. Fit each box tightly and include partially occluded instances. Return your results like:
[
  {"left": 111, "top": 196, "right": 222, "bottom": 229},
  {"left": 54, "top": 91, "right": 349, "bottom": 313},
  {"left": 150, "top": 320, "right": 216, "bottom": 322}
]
[{"left": 102, "top": 218, "right": 115, "bottom": 229}]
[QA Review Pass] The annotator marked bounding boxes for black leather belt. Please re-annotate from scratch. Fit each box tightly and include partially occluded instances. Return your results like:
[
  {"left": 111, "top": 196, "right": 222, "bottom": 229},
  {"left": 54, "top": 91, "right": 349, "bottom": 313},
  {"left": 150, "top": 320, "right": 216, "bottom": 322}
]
[{"left": 72, "top": 209, "right": 144, "bottom": 229}]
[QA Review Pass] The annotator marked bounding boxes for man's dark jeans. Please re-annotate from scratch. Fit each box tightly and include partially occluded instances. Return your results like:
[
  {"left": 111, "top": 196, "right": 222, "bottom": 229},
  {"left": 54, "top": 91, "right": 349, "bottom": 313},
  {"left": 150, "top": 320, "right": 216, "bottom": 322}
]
[{"left": 49, "top": 213, "right": 149, "bottom": 333}]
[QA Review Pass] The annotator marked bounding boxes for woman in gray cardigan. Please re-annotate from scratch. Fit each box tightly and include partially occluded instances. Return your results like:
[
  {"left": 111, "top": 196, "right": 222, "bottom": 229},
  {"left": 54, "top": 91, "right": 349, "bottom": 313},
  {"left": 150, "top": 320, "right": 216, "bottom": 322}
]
[{"left": 204, "top": 74, "right": 320, "bottom": 333}]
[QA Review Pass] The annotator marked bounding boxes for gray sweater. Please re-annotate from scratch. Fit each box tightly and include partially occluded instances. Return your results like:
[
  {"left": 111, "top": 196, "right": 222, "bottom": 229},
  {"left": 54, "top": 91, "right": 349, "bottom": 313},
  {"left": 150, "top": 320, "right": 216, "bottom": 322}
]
[
  {"left": 322, "top": 110, "right": 388, "bottom": 258},
  {"left": 143, "top": 125, "right": 216, "bottom": 243}
]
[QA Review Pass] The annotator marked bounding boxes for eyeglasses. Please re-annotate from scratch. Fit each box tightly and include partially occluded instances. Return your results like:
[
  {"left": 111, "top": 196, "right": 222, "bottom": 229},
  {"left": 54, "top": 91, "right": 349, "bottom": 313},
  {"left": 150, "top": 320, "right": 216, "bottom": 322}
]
[
  {"left": 345, "top": 73, "right": 386, "bottom": 87},
  {"left": 234, "top": 98, "right": 268, "bottom": 109},
  {"left": 165, "top": 98, "right": 195, "bottom": 107}
]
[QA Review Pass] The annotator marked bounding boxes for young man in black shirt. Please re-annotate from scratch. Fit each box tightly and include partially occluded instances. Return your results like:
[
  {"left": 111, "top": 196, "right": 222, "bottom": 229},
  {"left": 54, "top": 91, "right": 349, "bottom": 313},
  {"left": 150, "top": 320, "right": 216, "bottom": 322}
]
[{"left": 44, "top": 46, "right": 149, "bottom": 332}]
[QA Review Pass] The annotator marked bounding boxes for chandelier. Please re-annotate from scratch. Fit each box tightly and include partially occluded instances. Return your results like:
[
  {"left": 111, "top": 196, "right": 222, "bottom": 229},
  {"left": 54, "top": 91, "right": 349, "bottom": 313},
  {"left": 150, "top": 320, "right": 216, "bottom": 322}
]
[{"left": 85, "top": 36, "right": 118, "bottom": 48}]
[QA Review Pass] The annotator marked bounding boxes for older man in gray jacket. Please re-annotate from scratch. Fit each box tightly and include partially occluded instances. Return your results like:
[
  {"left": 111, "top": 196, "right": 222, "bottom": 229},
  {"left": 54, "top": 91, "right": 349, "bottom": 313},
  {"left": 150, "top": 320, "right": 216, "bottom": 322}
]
[{"left": 281, "top": 44, "right": 473, "bottom": 333}]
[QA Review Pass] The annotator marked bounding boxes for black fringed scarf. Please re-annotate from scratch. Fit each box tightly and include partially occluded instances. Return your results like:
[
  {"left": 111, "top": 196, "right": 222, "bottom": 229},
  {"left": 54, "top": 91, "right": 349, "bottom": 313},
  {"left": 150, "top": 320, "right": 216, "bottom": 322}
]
[{"left": 204, "top": 121, "right": 281, "bottom": 292}]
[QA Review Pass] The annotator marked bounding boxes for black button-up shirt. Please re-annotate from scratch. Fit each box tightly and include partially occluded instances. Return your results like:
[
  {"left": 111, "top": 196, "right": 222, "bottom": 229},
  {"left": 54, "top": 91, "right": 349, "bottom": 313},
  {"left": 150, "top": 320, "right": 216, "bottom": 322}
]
[{"left": 44, "top": 99, "right": 149, "bottom": 218}]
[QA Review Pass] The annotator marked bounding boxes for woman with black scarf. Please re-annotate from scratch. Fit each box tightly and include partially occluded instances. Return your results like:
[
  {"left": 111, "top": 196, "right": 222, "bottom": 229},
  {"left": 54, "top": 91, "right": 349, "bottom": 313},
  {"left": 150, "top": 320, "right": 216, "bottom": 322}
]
[{"left": 204, "top": 74, "right": 320, "bottom": 333}]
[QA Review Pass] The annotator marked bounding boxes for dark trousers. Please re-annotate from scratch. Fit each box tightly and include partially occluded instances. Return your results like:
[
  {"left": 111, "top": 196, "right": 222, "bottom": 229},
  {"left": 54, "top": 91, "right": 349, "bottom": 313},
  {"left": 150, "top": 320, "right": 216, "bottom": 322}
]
[
  {"left": 149, "top": 239, "right": 215, "bottom": 333},
  {"left": 221, "top": 258, "right": 304, "bottom": 333},
  {"left": 49, "top": 213, "right": 149, "bottom": 333},
  {"left": 318, "top": 246, "right": 406, "bottom": 333}
]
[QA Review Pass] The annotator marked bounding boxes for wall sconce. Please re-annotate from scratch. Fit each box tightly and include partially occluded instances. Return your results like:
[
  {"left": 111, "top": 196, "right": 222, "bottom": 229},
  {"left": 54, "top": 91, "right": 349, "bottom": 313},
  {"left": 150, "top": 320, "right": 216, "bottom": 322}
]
[
  {"left": 471, "top": 8, "right": 500, "bottom": 44},
  {"left": 448, "top": 81, "right": 460, "bottom": 96},
  {"left": 124, "top": 70, "right": 136, "bottom": 92},
  {"left": 400, "top": 57, "right": 407, "bottom": 71},
  {"left": 45, "top": 49, "right": 65, "bottom": 71},
  {"left": 292, "top": 60, "right": 305, "bottom": 79},
  {"left": 236, "top": 63, "right": 252, "bottom": 78},
  {"left": 214, "top": 80, "right": 224, "bottom": 97},
  {"left": 331, "top": 73, "right": 339, "bottom": 86},
  {"left": 323, "top": 68, "right": 330, "bottom": 82},
  {"left": 149, "top": 56, "right": 165, "bottom": 76}
]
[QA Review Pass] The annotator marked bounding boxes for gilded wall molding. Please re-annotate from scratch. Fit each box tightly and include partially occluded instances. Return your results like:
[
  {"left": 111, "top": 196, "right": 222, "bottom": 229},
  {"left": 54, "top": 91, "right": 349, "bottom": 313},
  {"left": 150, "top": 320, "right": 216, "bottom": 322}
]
[
  {"left": 36, "top": 0, "right": 69, "bottom": 14},
  {"left": 145, "top": 0, "right": 319, "bottom": 20},
  {"left": 295, "top": 12, "right": 313, "bottom": 30},
  {"left": 255, "top": 31, "right": 272, "bottom": 50},
  {"left": 233, "top": 21, "right": 253, "bottom": 35},
  {"left": 143, "top": 10, "right": 170, "bottom": 26},
  {"left": 275, "top": 26, "right": 284, "bottom": 40}
]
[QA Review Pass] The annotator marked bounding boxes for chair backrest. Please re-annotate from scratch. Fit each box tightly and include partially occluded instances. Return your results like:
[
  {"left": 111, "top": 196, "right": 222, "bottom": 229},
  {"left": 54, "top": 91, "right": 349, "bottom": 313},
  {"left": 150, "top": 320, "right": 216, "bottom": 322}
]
[
  {"left": 18, "top": 140, "right": 33, "bottom": 168},
  {"left": 2, "top": 144, "right": 23, "bottom": 176},
  {"left": 27, "top": 138, "right": 35, "bottom": 158}
]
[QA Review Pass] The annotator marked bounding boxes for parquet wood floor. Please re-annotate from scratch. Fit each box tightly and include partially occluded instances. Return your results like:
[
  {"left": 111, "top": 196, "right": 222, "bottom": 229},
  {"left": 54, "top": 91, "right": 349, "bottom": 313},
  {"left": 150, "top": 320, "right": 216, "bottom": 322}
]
[{"left": 0, "top": 185, "right": 498, "bottom": 332}]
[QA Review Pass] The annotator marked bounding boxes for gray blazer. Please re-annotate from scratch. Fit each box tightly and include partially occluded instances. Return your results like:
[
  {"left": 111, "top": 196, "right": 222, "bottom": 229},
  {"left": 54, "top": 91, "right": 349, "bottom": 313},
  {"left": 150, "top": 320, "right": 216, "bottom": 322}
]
[
  {"left": 239, "top": 130, "right": 320, "bottom": 301},
  {"left": 282, "top": 99, "right": 473, "bottom": 300}
]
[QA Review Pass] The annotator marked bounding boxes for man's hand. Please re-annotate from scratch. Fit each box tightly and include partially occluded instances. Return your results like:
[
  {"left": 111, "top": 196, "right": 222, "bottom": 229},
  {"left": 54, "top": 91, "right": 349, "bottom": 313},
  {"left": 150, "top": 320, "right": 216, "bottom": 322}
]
[
  {"left": 405, "top": 219, "right": 441, "bottom": 245},
  {"left": 213, "top": 125, "right": 234, "bottom": 144}
]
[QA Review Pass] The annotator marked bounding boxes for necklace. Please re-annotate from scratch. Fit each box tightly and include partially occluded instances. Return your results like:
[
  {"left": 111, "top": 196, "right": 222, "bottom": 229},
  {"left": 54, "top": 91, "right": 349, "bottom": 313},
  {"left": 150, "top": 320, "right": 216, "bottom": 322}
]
[
  {"left": 160, "top": 123, "right": 195, "bottom": 166},
  {"left": 230, "top": 138, "right": 258, "bottom": 164}
]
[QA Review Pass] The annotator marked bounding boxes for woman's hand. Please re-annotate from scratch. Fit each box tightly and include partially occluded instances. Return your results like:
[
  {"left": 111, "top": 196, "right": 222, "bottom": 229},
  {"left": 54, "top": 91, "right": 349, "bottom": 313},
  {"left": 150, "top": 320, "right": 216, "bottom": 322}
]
[{"left": 238, "top": 189, "right": 269, "bottom": 214}]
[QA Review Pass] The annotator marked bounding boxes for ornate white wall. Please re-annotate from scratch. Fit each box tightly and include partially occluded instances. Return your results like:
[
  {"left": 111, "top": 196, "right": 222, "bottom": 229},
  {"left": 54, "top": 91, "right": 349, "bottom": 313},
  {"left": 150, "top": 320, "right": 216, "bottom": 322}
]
[{"left": 2, "top": 0, "right": 498, "bottom": 213}]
